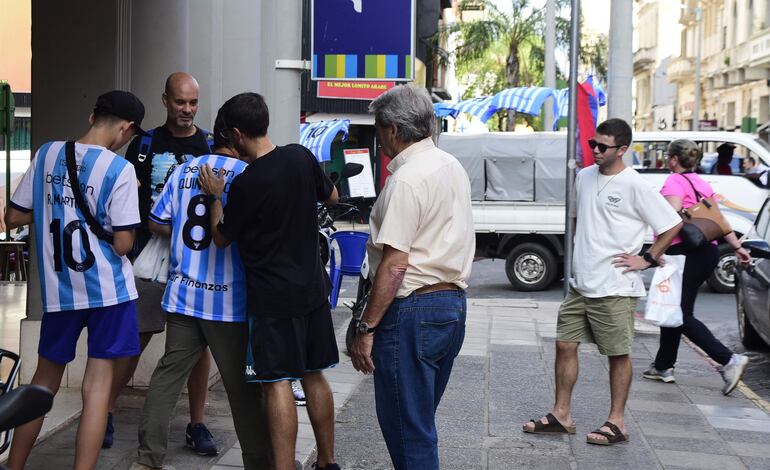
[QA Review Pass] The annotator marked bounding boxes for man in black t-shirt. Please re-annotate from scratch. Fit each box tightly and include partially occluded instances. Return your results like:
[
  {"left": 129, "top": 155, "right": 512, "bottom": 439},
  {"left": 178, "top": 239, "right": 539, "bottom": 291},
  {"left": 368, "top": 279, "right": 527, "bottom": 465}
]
[
  {"left": 198, "top": 92, "right": 341, "bottom": 470},
  {"left": 108, "top": 72, "right": 218, "bottom": 456}
]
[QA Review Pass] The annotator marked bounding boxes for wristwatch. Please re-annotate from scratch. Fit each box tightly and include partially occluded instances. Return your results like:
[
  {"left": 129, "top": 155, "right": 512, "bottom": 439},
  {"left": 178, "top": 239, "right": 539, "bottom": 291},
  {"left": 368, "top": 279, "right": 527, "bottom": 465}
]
[
  {"left": 642, "top": 252, "right": 659, "bottom": 268},
  {"left": 356, "top": 320, "right": 376, "bottom": 335}
]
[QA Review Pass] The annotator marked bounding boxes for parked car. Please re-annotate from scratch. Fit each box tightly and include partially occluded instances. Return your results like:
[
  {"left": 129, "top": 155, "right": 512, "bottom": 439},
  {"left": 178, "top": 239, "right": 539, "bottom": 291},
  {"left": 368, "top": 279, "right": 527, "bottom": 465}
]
[{"left": 736, "top": 197, "right": 770, "bottom": 349}]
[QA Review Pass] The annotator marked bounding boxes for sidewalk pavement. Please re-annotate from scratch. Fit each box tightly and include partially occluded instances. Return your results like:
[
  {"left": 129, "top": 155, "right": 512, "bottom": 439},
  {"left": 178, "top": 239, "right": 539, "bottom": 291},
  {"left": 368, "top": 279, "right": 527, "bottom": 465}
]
[{"left": 15, "top": 297, "right": 770, "bottom": 469}]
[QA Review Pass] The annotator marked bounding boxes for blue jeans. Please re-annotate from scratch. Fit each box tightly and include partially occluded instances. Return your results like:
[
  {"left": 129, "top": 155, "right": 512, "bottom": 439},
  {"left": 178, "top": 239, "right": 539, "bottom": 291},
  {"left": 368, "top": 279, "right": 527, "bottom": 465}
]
[{"left": 372, "top": 290, "right": 467, "bottom": 470}]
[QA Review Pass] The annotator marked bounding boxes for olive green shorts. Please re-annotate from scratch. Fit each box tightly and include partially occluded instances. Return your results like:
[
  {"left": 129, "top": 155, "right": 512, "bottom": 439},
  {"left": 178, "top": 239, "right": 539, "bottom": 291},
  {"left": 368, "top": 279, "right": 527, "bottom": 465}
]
[{"left": 556, "top": 288, "right": 637, "bottom": 356}]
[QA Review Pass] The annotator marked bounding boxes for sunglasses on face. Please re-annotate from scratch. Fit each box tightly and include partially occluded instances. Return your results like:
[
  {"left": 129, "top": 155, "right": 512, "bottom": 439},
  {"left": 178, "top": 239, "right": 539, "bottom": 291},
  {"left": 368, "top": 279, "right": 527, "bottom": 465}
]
[{"left": 588, "top": 139, "right": 622, "bottom": 154}]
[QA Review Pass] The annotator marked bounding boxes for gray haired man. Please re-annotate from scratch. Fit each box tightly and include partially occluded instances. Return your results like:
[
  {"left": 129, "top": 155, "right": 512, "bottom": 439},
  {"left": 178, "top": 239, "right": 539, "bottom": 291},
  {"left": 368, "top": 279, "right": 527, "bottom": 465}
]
[{"left": 350, "top": 84, "right": 475, "bottom": 469}]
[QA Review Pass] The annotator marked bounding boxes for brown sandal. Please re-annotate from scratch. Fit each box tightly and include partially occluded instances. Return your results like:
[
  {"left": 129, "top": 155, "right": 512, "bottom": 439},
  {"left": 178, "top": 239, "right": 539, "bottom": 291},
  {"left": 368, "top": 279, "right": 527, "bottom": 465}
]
[
  {"left": 586, "top": 421, "right": 629, "bottom": 445},
  {"left": 523, "top": 413, "right": 576, "bottom": 434}
]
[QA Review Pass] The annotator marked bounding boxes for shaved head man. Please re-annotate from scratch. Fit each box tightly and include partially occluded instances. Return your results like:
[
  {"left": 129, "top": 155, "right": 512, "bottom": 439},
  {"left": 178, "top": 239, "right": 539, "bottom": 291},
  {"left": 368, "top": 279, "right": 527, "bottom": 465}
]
[
  {"left": 163, "top": 72, "right": 200, "bottom": 133},
  {"left": 112, "top": 73, "right": 219, "bottom": 457}
]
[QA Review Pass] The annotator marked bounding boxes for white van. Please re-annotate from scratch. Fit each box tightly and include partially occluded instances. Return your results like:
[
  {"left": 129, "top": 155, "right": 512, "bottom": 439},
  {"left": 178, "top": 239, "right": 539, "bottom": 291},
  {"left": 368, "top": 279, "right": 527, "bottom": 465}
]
[
  {"left": 631, "top": 131, "right": 770, "bottom": 172},
  {"left": 438, "top": 131, "right": 770, "bottom": 293}
]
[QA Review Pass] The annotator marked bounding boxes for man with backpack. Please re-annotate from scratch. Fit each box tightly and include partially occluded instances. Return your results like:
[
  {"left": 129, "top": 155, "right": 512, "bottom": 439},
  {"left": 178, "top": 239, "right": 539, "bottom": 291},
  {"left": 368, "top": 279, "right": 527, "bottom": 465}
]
[
  {"left": 107, "top": 72, "right": 218, "bottom": 455},
  {"left": 4, "top": 90, "right": 145, "bottom": 470}
]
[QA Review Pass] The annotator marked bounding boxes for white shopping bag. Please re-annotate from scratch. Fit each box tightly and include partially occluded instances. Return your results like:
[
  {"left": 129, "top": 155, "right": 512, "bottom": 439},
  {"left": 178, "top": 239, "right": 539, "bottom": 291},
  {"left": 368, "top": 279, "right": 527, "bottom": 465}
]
[
  {"left": 132, "top": 235, "right": 171, "bottom": 283},
  {"left": 644, "top": 255, "right": 686, "bottom": 328}
]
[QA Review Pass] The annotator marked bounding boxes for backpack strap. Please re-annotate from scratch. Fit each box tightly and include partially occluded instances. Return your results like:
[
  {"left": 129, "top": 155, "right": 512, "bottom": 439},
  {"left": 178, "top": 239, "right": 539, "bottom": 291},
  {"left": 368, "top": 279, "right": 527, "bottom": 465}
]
[
  {"left": 201, "top": 128, "right": 214, "bottom": 152},
  {"left": 65, "top": 141, "right": 114, "bottom": 244},
  {"left": 136, "top": 128, "right": 155, "bottom": 163}
]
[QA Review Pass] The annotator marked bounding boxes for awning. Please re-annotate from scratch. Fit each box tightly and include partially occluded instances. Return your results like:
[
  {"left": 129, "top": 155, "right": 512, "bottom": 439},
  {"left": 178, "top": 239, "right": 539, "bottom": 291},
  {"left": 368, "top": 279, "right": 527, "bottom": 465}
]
[
  {"left": 436, "top": 76, "right": 606, "bottom": 130},
  {"left": 300, "top": 119, "right": 350, "bottom": 162}
]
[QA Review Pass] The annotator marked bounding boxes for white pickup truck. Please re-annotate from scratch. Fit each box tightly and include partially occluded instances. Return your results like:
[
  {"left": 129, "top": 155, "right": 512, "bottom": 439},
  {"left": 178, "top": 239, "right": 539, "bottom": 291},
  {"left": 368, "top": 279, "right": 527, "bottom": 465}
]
[{"left": 438, "top": 132, "right": 770, "bottom": 293}]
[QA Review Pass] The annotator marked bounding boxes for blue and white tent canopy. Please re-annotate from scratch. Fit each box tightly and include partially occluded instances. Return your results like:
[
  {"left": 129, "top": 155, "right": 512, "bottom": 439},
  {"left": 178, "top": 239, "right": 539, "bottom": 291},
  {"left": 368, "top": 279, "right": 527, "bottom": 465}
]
[
  {"left": 437, "top": 78, "right": 606, "bottom": 131},
  {"left": 300, "top": 119, "right": 350, "bottom": 162},
  {"left": 489, "top": 87, "right": 556, "bottom": 117},
  {"left": 450, "top": 97, "right": 499, "bottom": 122}
]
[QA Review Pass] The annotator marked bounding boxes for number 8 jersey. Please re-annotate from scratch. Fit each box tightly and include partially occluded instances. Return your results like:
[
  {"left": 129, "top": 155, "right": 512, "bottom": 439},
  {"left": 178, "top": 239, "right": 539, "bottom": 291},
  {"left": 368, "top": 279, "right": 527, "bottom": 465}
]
[
  {"left": 149, "top": 154, "right": 247, "bottom": 322},
  {"left": 10, "top": 141, "right": 141, "bottom": 312}
]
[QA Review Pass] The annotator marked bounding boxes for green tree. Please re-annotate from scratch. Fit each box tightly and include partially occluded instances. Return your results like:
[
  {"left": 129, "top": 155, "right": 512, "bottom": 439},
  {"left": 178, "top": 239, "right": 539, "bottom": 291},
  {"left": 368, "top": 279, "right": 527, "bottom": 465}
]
[
  {"left": 450, "top": 0, "right": 607, "bottom": 131},
  {"left": 451, "top": 0, "right": 570, "bottom": 130}
]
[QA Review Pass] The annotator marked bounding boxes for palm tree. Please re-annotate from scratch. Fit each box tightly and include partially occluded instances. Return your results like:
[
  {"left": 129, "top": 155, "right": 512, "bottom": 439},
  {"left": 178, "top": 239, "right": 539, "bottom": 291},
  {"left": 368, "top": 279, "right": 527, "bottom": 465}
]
[{"left": 450, "top": 0, "right": 573, "bottom": 130}]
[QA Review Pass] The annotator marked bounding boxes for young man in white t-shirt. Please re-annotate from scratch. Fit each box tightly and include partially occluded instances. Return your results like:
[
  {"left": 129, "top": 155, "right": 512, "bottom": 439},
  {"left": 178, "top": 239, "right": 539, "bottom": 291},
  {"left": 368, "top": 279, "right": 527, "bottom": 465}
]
[{"left": 522, "top": 119, "right": 682, "bottom": 445}]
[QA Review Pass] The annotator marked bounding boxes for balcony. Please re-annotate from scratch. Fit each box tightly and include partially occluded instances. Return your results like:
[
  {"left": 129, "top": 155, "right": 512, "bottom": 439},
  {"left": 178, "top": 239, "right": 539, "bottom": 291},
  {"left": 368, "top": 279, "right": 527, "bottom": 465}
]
[
  {"left": 634, "top": 47, "right": 657, "bottom": 72},
  {"left": 667, "top": 57, "right": 694, "bottom": 83},
  {"left": 749, "top": 28, "right": 770, "bottom": 66}
]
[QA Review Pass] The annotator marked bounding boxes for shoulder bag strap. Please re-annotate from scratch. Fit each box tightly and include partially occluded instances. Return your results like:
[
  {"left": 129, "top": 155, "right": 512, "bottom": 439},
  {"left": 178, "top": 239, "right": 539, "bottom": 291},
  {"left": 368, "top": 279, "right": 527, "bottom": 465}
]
[
  {"left": 65, "top": 141, "right": 114, "bottom": 244},
  {"left": 677, "top": 172, "right": 704, "bottom": 201}
]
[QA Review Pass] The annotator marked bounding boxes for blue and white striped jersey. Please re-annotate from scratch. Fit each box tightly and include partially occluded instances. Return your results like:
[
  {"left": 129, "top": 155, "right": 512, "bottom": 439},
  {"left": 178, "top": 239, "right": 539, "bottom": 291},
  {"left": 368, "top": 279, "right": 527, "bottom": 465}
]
[
  {"left": 149, "top": 154, "right": 247, "bottom": 322},
  {"left": 10, "top": 141, "right": 141, "bottom": 313}
]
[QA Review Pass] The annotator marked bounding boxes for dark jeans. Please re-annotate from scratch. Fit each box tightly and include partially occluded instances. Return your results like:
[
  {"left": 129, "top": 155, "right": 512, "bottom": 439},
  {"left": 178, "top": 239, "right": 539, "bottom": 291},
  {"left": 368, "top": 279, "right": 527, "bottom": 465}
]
[
  {"left": 654, "top": 243, "right": 733, "bottom": 369},
  {"left": 372, "top": 290, "right": 467, "bottom": 470}
]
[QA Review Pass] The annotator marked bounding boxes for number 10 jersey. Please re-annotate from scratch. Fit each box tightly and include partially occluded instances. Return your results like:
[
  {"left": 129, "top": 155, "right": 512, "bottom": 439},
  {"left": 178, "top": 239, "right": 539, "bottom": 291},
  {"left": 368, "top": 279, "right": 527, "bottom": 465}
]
[
  {"left": 10, "top": 141, "right": 141, "bottom": 313},
  {"left": 149, "top": 154, "right": 247, "bottom": 322}
]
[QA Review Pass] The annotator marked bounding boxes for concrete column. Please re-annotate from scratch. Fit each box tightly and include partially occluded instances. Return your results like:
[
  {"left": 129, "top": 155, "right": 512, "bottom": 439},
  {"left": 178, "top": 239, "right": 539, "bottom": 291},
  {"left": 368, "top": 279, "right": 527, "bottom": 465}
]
[
  {"left": 260, "top": 0, "right": 302, "bottom": 145},
  {"left": 130, "top": 0, "right": 190, "bottom": 126},
  {"left": 607, "top": 0, "right": 634, "bottom": 124}
]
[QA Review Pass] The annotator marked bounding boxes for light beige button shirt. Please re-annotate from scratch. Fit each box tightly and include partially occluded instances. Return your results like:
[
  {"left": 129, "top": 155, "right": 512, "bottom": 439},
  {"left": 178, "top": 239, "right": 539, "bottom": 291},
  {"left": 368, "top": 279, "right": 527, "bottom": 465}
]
[{"left": 367, "top": 137, "right": 475, "bottom": 298}]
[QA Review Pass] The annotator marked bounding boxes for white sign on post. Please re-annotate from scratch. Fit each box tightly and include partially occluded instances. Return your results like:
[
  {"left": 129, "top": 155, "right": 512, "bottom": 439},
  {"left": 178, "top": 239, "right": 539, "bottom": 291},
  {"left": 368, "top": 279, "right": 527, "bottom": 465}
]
[{"left": 343, "top": 149, "right": 376, "bottom": 198}]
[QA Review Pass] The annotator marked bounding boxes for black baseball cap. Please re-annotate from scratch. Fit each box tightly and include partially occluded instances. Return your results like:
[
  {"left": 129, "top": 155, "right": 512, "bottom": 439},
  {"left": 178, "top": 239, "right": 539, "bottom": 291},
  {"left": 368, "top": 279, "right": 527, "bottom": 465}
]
[{"left": 93, "top": 90, "right": 150, "bottom": 136}]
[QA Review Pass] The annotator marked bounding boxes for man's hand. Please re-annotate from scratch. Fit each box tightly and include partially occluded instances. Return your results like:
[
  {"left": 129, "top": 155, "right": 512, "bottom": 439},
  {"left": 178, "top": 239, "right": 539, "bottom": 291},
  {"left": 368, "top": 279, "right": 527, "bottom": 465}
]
[
  {"left": 612, "top": 253, "right": 660, "bottom": 273},
  {"left": 198, "top": 164, "right": 225, "bottom": 198},
  {"left": 350, "top": 332, "right": 375, "bottom": 374}
]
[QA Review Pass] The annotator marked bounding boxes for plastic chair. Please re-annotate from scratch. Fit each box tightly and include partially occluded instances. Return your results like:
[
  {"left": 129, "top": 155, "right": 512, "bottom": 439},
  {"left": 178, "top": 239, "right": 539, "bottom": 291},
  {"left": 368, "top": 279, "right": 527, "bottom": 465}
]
[{"left": 329, "top": 231, "right": 369, "bottom": 309}]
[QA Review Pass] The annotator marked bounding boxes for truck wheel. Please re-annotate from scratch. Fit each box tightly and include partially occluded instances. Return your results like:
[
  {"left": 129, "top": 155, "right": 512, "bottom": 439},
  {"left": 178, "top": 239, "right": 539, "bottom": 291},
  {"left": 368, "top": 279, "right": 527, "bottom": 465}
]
[
  {"left": 707, "top": 244, "right": 736, "bottom": 293},
  {"left": 737, "top": 285, "right": 767, "bottom": 349},
  {"left": 505, "top": 242, "right": 558, "bottom": 291}
]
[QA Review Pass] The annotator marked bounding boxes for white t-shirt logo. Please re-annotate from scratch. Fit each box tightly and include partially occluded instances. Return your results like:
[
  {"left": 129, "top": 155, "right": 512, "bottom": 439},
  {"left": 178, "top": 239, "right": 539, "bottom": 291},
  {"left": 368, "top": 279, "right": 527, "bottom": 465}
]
[{"left": 606, "top": 193, "right": 622, "bottom": 208}]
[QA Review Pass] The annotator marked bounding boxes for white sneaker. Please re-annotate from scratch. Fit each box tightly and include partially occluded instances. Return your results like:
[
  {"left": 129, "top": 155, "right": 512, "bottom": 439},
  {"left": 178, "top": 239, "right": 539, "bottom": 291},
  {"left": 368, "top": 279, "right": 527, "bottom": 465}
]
[
  {"left": 720, "top": 354, "right": 749, "bottom": 396},
  {"left": 291, "top": 380, "right": 306, "bottom": 406}
]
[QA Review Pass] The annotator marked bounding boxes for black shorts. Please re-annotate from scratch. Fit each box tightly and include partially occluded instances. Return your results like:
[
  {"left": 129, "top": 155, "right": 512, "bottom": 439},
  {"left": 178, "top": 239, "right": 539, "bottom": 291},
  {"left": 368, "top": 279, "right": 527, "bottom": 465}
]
[{"left": 245, "top": 303, "right": 339, "bottom": 382}]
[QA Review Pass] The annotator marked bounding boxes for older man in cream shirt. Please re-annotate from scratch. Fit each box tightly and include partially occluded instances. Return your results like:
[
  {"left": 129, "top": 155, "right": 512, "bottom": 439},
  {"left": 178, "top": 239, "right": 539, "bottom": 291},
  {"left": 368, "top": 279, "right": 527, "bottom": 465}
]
[{"left": 350, "top": 84, "right": 475, "bottom": 470}]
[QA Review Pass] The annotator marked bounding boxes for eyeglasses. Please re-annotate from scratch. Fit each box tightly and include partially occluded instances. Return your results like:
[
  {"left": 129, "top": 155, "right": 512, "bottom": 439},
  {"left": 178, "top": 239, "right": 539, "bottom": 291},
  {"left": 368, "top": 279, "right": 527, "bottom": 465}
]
[{"left": 588, "top": 139, "right": 623, "bottom": 154}]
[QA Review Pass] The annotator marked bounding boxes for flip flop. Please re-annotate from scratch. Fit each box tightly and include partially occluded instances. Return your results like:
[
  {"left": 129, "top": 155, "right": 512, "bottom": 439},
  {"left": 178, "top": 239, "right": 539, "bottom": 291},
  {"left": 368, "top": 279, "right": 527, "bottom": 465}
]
[
  {"left": 522, "top": 413, "right": 576, "bottom": 434},
  {"left": 586, "top": 421, "right": 629, "bottom": 445}
]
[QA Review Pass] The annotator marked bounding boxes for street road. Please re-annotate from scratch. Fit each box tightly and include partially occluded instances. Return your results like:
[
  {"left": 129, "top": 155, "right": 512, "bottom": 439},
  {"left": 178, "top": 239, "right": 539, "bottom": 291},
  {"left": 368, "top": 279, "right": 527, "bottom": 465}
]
[{"left": 466, "top": 259, "right": 770, "bottom": 403}]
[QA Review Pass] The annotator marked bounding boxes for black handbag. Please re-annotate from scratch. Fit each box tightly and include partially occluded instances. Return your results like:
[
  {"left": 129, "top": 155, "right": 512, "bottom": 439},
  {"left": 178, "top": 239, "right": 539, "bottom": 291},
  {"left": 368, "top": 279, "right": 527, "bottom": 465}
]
[{"left": 64, "top": 141, "right": 114, "bottom": 244}]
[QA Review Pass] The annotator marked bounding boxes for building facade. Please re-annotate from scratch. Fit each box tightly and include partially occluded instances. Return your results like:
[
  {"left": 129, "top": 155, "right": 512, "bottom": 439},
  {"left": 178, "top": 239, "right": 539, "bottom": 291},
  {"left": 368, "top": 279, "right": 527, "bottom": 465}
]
[
  {"left": 633, "top": 0, "right": 682, "bottom": 131},
  {"left": 668, "top": 0, "right": 770, "bottom": 132}
]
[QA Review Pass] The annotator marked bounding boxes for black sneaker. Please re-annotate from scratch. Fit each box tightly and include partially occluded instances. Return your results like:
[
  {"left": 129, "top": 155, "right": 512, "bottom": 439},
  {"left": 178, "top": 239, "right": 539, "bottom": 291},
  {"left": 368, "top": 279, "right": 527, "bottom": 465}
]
[
  {"left": 185, "top": 422, "right": 218, "bottom": 456},
  {"left": 102, "top": 412, "right": 114, "bottom": 449},
  {"left": 312, "top": 463, "right": 340, "bottom": 470}
]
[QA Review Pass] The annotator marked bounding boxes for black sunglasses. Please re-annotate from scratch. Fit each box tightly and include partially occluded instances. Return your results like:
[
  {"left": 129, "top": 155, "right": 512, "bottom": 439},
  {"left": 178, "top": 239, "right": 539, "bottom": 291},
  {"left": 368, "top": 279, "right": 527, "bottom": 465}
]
[{"left": 588, "top": 139, "right": 623, "bottom": 153}]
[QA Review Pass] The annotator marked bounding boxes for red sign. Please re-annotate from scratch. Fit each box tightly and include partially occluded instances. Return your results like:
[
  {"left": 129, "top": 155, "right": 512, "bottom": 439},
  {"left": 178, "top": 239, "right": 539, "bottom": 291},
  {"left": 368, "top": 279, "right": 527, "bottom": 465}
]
[{"left": 317, "top": 80, "right": 395, "bottom": 100}]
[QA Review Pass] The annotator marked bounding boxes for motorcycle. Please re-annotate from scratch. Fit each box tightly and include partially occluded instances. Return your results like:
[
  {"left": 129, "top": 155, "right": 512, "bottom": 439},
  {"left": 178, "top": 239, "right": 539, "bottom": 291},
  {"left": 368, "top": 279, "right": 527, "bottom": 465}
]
[
  {"left": 318, "top": 162, "right": 365, "bottom": 267},
  {"left": 0, "top": 348, "right": 53, "bottom": 468}
]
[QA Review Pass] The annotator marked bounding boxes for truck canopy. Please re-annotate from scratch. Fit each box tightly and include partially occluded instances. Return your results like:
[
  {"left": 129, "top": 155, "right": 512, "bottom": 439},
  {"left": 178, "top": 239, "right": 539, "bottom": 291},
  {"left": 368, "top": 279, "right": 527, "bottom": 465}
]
[{"left": 438, "top": 132, "right": 567, "bottom": 203}]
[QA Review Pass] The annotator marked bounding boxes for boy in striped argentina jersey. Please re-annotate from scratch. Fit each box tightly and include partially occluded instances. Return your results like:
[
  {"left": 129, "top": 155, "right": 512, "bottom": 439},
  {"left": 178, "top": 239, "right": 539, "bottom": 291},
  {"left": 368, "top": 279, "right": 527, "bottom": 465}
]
[
  {"left": 4, "top": 91, "right": 146, "bottom": 470},
  {"left": 132, "top": 112, "right": 270, "bottom": 469}
]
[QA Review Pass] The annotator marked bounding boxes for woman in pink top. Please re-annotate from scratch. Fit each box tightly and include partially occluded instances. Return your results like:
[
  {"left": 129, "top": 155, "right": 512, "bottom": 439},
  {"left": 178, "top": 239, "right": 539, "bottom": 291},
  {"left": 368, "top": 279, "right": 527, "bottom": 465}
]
[{"left": 642, "top": 140, "right": 751, "bottom": 395}]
